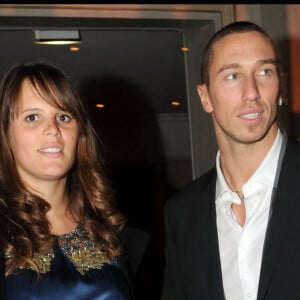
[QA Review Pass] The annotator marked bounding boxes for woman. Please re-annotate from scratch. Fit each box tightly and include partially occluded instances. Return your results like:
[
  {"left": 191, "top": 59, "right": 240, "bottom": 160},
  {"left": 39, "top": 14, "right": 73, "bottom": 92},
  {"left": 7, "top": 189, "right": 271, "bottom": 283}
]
[{"left": 0, "top": 62, "right": 133, "bottom": 299}]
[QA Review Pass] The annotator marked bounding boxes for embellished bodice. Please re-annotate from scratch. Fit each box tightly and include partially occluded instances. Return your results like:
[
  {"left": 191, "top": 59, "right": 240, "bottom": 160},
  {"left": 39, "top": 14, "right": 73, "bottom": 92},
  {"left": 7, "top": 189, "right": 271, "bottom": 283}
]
[
  {"left": 5, "top": 225, "right": 132, "bottom": 300},
  {"left": 30, "top": 225, "right": 112, "bottom": 275}
]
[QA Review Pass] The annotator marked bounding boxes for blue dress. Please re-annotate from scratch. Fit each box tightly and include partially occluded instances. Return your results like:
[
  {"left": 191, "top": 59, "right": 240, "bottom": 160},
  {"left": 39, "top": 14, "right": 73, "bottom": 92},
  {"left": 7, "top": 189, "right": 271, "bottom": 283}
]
[{"left": 5, "top": 225, "right": 133, "bottom": 300}]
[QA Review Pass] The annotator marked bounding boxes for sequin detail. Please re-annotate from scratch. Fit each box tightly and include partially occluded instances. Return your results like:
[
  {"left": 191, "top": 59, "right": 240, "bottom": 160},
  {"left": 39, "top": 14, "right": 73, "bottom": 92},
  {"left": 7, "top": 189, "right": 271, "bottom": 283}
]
[
  {"left": 58, "top": 225, "right": 111, "bottom": 275},
  {"left": 9, "top": 225, "right": 111, "bottom": 275},
  {"left": 32, "top": 251, "right": 54, "bottom": 274}
]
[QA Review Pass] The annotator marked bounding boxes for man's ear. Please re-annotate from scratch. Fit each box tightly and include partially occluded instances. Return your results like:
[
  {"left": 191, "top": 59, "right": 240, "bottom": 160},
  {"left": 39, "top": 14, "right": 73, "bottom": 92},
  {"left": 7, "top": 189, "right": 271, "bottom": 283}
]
[{"left": 197, "top": 84, "right": 213, "bottom": 113}]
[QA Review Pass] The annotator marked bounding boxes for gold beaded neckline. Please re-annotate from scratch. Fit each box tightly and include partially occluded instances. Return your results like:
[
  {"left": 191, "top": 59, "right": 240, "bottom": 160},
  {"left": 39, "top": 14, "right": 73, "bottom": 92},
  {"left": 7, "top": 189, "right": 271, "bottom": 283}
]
[{"left": 11, "top": 225, "right": 111, "bottom": 275}]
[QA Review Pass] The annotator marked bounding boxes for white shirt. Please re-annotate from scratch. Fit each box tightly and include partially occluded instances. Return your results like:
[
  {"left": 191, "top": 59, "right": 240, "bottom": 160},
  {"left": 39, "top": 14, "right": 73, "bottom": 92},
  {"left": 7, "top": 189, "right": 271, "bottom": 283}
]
[{"left": 215, "top": 129, "right": 283, "bottom": 300}]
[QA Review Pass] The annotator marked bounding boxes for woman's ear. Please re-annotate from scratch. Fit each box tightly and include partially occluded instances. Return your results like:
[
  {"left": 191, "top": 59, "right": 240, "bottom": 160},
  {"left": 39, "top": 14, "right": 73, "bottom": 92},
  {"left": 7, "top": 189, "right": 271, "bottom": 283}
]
[{"left": 197, "top": 84, "right": 213, "bottom": 113}]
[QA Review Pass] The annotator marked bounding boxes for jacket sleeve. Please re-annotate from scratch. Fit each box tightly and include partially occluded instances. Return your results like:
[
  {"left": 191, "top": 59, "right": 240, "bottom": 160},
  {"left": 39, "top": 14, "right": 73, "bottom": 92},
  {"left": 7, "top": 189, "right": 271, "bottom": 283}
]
[{"left": 161, "top": 203, "right": 184, "bottom": 300}]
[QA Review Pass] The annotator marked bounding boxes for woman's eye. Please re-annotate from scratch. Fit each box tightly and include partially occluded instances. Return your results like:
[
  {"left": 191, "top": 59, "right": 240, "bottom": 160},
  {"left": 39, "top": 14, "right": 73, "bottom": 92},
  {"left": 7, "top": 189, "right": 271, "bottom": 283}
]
[
  {"left": 58, "top": 113, "right": 72, "bottom": 123},
  {"left": 25, "top": 114, "right": 39, "bottom": 122}
]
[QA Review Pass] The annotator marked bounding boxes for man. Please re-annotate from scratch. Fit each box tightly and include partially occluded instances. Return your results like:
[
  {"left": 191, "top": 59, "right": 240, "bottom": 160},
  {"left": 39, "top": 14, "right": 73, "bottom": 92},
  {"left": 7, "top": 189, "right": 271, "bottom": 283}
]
[{"left": 162, "top": 21, "right": 300, "bottom": 300}]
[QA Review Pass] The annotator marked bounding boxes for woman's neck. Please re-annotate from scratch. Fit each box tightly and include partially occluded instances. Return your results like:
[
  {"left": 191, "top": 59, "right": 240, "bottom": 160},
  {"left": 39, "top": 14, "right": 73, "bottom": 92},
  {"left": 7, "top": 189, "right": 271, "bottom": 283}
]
[{"left": 24, "top": 178, "right": 78, "bottom": 235}]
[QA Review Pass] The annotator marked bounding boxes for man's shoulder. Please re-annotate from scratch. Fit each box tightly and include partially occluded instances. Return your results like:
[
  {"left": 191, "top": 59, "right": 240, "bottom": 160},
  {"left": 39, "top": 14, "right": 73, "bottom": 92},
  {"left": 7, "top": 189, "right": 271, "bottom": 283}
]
[
  {"left": 165, "top": 167, "right": 216, "bottom": 212},
  {"left": 282, "top": 136, "right": 300, "bottom": 163},
  {"left": 286, "top": 136, "right": 300, "bottom": 151}
]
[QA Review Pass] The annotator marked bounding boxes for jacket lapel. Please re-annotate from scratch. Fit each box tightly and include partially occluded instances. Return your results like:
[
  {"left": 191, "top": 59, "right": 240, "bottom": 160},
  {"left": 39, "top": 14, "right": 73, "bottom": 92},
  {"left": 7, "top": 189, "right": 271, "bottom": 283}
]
[
  {"left": 257, "top": 139, "right": 300, "bottom": 299},
  {"left": 182, "top": 167, "right": 225, "bottom": 299},
  {"left": 204, "top": 168, "right": 226, "bottom": 300},
  {"left": 209, "top": 171, "right": 226, "bottom": 300}
]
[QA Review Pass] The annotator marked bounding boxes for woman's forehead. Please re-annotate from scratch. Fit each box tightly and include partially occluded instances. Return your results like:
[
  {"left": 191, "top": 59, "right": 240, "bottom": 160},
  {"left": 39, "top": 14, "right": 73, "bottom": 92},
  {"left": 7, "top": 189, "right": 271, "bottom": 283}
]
[{"left": 12, "top": 79, "right": 68, "bottom": 114}]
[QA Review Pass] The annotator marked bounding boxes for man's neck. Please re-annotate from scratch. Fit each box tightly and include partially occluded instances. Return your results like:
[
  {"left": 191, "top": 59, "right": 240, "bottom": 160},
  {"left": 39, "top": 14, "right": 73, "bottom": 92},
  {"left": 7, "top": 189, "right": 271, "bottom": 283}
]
[{"left": 218, "top": 128, "right": 279, "bottom": 192}]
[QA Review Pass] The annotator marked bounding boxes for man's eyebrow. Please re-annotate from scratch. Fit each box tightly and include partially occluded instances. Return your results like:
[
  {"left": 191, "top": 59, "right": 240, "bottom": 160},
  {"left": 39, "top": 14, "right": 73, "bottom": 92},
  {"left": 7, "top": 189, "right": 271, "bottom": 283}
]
[
  {"left": 218, "top": 63, "right": 240, "bottom": 74},
  {"left": 256, "top": 58, "right": 279, "bottom": 66},
  {"left": 217, "top": 59, "right": 279, "bottom": 75}
]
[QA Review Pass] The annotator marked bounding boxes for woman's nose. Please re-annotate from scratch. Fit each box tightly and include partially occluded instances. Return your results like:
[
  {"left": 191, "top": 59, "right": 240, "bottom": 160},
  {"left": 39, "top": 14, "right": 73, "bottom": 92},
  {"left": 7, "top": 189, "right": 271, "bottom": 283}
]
[{"left": 45, "top": 120, "right": 60, "bottom": 136}]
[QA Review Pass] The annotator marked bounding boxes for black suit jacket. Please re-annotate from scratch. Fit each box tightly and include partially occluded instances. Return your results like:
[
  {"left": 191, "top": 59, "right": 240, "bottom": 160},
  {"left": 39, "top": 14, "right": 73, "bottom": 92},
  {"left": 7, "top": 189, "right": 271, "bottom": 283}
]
[{"left": 162, "top": 138, "right": 300, "bottom": 300}]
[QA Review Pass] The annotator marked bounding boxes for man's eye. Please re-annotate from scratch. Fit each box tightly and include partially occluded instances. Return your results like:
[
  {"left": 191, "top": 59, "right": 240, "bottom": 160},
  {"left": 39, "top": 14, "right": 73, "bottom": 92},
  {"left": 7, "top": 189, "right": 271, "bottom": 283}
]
[
  {"left": 25, "top": 114, "right": 39, "bottom": 122},
  {"left": 226, "top": 73, "right": 238, "bottom": 80},
  {"left": 259, "top": 69, "right": 273, "bottom": 76}
]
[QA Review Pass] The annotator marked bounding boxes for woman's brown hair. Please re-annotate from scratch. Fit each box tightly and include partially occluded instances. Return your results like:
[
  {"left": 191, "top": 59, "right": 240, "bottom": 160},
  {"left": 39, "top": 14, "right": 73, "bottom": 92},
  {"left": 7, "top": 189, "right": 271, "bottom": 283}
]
[{"left": 0, "top": 61, "right": 125, "bottom": 276}]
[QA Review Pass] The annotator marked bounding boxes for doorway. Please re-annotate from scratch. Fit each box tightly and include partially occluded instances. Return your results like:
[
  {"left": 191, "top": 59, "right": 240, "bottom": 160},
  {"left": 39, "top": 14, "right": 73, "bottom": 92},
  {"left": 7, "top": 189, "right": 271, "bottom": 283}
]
[{"left": 0, "top": 5, "right": 234, "bottom": 299}]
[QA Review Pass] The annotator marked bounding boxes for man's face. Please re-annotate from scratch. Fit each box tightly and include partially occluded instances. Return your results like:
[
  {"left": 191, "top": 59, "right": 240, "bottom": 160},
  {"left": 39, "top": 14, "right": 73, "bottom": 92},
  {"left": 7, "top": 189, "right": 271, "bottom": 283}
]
[{"left": 198, "top": 31, "right": 280, "bottom": 145}]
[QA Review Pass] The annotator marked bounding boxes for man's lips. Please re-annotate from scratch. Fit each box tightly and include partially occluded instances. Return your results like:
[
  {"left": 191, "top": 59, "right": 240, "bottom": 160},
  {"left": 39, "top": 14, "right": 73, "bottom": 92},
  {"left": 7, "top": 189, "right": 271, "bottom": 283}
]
[{"left": 240, "top": 112, "right": 262, "bottom": 120}]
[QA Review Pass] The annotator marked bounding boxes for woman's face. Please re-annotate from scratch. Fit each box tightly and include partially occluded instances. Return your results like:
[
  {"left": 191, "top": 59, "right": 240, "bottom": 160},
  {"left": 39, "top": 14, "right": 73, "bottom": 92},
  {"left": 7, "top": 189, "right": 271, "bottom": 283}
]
[{"left": 8, "top": 78, "right": 80, "bottom": 186}]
